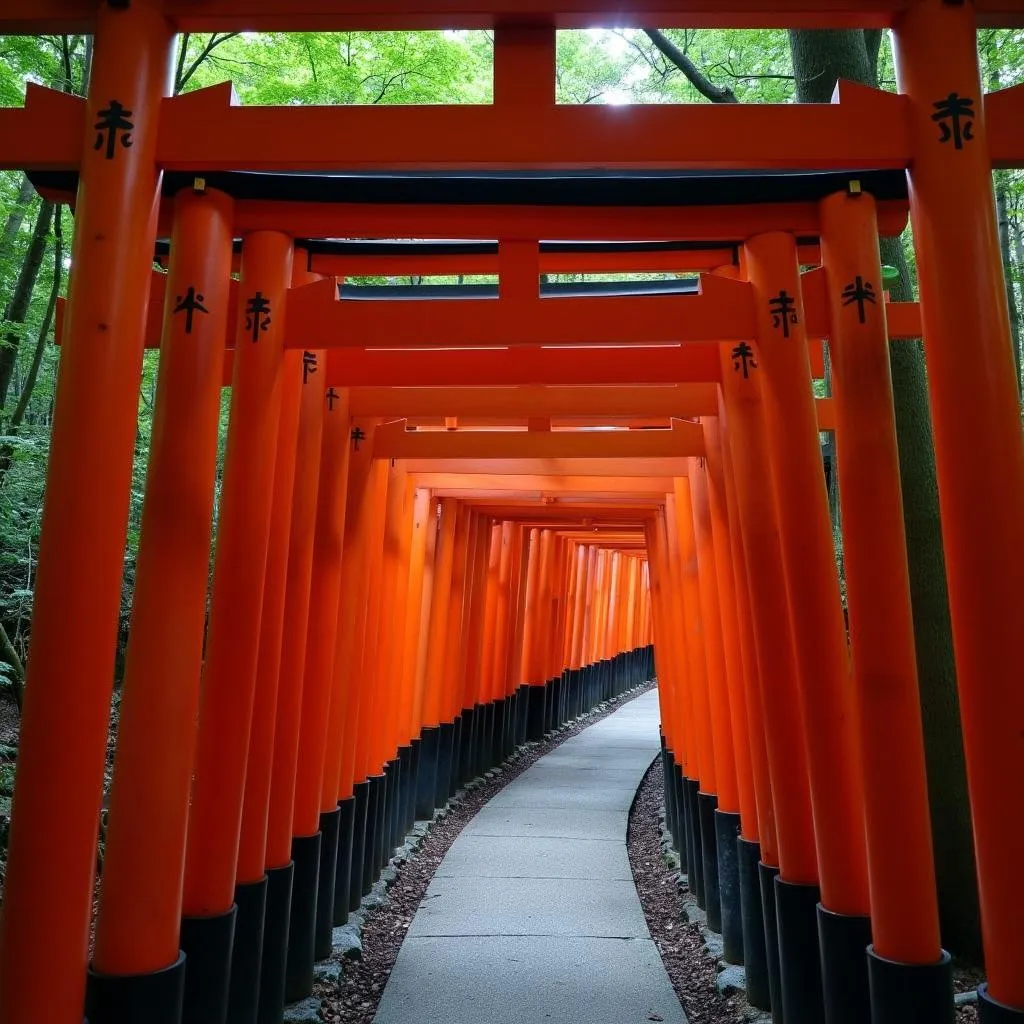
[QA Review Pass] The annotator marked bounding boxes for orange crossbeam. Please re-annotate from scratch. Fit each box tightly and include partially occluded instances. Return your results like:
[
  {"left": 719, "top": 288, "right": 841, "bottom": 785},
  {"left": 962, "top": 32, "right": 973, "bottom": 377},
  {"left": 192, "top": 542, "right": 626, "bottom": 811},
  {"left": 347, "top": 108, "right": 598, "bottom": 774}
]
[{"left": 6, "top": 0, "right": 1024, "bottom": 33}]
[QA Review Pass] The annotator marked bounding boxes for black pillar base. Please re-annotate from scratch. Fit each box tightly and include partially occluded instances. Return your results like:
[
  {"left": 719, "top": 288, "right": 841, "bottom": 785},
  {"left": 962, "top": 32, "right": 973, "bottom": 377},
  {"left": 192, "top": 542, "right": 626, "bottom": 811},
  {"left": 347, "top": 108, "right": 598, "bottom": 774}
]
[
  {"left": 369, "top": 772, "right": 388, "bottom": 876},
  {"left": 698, "top": 793, "right": 721, "bottom": 933},
  {"left": 544, "top": 678, "right": 557, "bottom": 733},
  {"left": 405, "top": 740, "right": 420, "bottom": 835},
  {"left": 227, "top": 876, "right": 268, "bottom": 1024},
  {"left": 673, "top": 766, "right": 687, "bottom": 873},
  {"left": 180, "top": 906, "right": 238, "bottom": 1024},
  {"left": 451, "top": 715, "right": 464, "bottom": 792},
  {"left": 416, "top": 727, "right": 440, "bottom": 819},
  {"left": 817, "top": 904, "right": 871, "bottom": 1024},
  {"left": 491, "top": 698, "right": 505, "bottom": 765},
  {"left": 348, "top": 781, "right": 370, "bottom": 914},
  {"left": 775, "top": 876, "right": 825, "bottom": 1024},
  {"left": 458, "top": 708, "right": 476, "bottom": 785},
  {"left": 737, "top": 839, "right": 770, "bottom": 1011},
  {"left": 661, "top": 743, "right": 677, "bottom": 849},
  {"left": 315, "top": 807, "right": 342, "bottom": 961},
  {"left": 384, "top": 756, "right": 402, "bottom": 859},
  {"left": 526, "top": 685, "right": 547, "bottom": 741},
  {"left": 516, "top": 686, "right": 529, "bottom": 747},
  {"left": 477, "top": 704, "right": 493, "bottom": 774},
  {"left": 978, "top": 984, "right": 1024, "bottom": 1023},
  {"left": 285, "top": 832, "right": 321, "bottom": 1003},
  {"left": 396, "top": 746, "right": 413, "bottom": 843},
  {"left": 435, "top": 722, "right": 456, "bottom": 809},
  {"left": 86, "top": 952, "right": 186, "bottom": 1024},
  {"left": 715, "top": 810, "right": 743, "bottom": 963},
  {"left": 758, "top": 863, "right": 784, "bottom": 1024},
  {"left": 258, "top": 863, "right": 293, "bottom": 1024},
  {"left": 360, "top": 777, "right": 379, "bottom": 896},
  {"left": 503, "top": 695, "right": 516, "bottom": 759},
  {"left": 684, "top": 778, "right": 704, "bottom": 906},
  {"left": 334, "top": 797, "right": 355, "bottom": 927},
  {"left": 867, "top": 947, "right": 954, "bottom": 1024}
]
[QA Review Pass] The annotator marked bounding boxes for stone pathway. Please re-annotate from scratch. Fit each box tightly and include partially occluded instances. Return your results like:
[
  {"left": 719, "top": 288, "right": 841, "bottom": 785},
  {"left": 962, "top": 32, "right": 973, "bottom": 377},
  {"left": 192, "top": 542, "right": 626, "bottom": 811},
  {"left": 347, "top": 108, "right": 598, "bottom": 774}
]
[{"left": 373, "top": 689, "right": 688, "bottom": 1024}]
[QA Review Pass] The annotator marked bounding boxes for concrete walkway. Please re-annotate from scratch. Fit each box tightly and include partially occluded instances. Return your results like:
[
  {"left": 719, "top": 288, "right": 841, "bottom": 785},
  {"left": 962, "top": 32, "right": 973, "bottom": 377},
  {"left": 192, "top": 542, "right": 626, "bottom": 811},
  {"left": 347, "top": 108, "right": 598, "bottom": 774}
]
[{"left": 374, "top": 689, "right": 687, "bottom": 1024}]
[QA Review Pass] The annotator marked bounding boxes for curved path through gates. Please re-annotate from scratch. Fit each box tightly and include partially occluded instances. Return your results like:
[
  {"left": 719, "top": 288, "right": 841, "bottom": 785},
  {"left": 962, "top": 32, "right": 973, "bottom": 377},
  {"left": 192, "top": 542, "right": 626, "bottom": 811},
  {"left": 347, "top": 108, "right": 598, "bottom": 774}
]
[{"left": 374, "top": 689, "right": 687, "bottom": 1024}]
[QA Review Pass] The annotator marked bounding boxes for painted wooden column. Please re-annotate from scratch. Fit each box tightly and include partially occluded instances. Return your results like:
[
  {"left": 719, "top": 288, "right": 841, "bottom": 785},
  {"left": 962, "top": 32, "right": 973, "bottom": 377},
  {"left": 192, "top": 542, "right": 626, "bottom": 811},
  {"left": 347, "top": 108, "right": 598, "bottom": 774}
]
[
  {"left": 744, "top": 230, "right": 870, "bottom": 1022},
  {"left": 229, "top": 324, "right": 303, "bottom": 1024},
  {"left": 0, "top": 6, "right": 174, "bottom": 1022},
  {"left": 894, "top": 4, "right": 1024, "bottom": 1016},
  {"left": 260, "top": 341, "right": 329, "bottom": 1020},
  {"left": 704, "top": 415, "right": 773, "bottom": 1013},
  {"left": 820, "top": 187, "right": 951, "bottom": 1021},
  {"left": 717, "top": 350, "right": 819, "bottom": 1022},
  {"left": 88, "top": 184, "right": 233, "bottom": 1024},
  {"left": 180, "top": 230, "right": 292, "bottom": 1024}
]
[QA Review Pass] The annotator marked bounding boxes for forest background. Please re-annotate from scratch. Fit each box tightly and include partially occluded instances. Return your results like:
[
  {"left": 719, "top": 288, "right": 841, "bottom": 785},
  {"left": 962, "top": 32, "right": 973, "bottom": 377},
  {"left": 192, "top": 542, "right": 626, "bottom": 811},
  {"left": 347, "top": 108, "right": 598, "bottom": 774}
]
[{"left": 1, "top": 23, "right": 1022, "bottom": 965}]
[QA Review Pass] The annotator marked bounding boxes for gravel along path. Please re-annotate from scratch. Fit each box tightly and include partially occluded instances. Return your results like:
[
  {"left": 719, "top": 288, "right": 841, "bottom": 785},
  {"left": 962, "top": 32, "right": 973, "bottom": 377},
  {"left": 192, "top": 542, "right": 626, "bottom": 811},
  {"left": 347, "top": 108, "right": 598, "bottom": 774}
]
[{"left": 626, "top": 754, "right": 986, "bottom": 1024}]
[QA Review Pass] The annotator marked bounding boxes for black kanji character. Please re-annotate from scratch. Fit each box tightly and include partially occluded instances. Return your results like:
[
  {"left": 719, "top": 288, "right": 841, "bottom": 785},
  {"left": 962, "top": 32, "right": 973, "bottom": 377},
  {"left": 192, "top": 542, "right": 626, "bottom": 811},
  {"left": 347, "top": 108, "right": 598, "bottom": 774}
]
[
  {"left": 94, "top": 100, "right": 134, "bottom": 160},
  {"left": 302, "top": 350, "right": 318, "bottom": 384},
  {"left": 731, "top": 341, "right": 758, "bottom": 378},
  {"left": 351, "top": 426, "right": 367, "bottom": 451},
  {"left": 171, "top": 286, "right": 209, "bottom": 334},
  {"left": 840, "top": 276, "right": 877, "bottom": 325},
  {"left": 326, "top": 386, "right": 340, "bottom": 411},
  {"left": 244, "top": 291, "right": 271, "bottom": 343},
  {"left": 768, "top": 290, "right": 799, "bottom": 338},
  {"left": 931, "top": 92, "right": 975, "bottom": 150}
]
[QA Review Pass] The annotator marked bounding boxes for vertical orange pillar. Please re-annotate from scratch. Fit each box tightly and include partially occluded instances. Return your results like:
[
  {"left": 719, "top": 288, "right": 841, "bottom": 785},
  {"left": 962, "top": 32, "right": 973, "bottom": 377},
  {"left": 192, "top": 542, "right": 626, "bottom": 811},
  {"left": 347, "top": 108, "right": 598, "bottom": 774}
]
[
  {"left": 821, "top": 188, "right": 951, "bottom": 1017},
  {"left": 717, "top": 349, "right": 819, "bottom": 1019},
  {"left": 230, "top": 321, "right": 303, "bottom": 1022},
  {"left": 179, "top": 230, "right": 293, "bottom": 1020},
  {"left": 415, "top": 497, "right": 457, "bottom": 815},
  {"left": 705, "top": 414, "right": 775, "bottom": 1011},
  {"left": 688, "top": 460, "right": 745, "bottom": 964},
  {"left": 439, "top": 507, "right": 473, "bottom": 785},
  {"left": 261, "top": 351, "right": 330, "bottom": 1015},
  {"left": 745, "top": 229, "right": 870, "bottom": 1019},
  {"left": 89, "top": 185, "right": 232, "bottom": 1018},
  {"left": 409, "top": 496, "right": 439, "bottom": 757},
  {"left": 398, "top": 488, "right": 432, "bottom": 746},
  {"left": 340, "top": 447, "right": 389, "bottom": 899},
  {"left": 0, "top": 6, "right": 173, "bottom": 1022},
  {"left": 894, "top": 4, "right": 1024, "bottom": 1014}
]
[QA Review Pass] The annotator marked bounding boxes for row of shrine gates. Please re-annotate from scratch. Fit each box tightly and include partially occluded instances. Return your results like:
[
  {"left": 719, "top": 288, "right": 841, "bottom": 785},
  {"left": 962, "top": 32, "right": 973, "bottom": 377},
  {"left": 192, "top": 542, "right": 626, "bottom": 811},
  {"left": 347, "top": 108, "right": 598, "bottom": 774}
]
[{"left": 0, "top": 2, "right": 1022, "bottom": 1024}]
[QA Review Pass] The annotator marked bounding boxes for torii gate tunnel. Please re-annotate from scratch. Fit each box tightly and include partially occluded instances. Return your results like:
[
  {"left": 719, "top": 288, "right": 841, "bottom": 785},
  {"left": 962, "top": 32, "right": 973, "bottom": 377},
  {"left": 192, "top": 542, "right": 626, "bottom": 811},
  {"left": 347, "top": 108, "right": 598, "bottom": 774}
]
[{"left": 1, "top": 2, "right": 1023, "bottom": 1024}]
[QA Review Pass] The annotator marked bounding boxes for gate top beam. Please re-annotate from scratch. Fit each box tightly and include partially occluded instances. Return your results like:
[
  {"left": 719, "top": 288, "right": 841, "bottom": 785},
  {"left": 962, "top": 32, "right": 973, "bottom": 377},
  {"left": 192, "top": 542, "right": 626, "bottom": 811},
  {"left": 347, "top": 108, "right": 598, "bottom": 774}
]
[{"left": 5, "top": 0, "right": 1024, "bottom": 32}]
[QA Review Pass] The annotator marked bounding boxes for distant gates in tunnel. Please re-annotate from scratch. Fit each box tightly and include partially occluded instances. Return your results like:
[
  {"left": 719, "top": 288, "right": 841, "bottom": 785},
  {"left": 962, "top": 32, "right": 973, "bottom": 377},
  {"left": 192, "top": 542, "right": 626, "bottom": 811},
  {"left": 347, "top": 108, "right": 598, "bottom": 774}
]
[{"left": 0, "top": 3, "right": 1023, "bottom": 1024}]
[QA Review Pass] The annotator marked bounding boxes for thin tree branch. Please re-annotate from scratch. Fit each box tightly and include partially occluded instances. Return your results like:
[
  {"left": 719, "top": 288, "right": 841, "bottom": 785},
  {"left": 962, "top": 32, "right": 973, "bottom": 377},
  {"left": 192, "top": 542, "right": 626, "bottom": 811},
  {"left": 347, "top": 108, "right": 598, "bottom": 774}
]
[
  {"left": 176, "top": 32, "right": 241, "bottom": 94},
  {"left": 642, "top": 28, "right": 738, "bottom": 102}
]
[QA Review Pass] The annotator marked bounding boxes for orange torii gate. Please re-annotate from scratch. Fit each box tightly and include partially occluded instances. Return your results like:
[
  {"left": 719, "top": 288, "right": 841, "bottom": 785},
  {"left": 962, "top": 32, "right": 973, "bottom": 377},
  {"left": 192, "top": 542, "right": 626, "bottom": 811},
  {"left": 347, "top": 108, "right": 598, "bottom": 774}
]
[{"left": 0, "top": 4, "right": 1021, "bottom": 1024}]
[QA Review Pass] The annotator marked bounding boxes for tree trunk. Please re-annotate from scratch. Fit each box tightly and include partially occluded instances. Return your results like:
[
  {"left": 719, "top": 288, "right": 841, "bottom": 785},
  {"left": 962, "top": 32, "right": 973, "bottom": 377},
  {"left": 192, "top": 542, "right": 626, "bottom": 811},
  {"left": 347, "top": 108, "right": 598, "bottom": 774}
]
[
  {"left": 0, "top": 206, "right": 63, "bottom": 491},
  {"left": 0, "top": 201, "right": 55, "bottom": 414},
  {"left": 789, "top": 27, "right": 982, "bottom": 961},
  {"left": 0, "top": 176, "right": 36, "bottom": 310},
  {"left": 995, "top": 175, "right": 1022, "bottom": 396},
  {"left": 0, "top": 620, "right": 25, "bottom": 713}
]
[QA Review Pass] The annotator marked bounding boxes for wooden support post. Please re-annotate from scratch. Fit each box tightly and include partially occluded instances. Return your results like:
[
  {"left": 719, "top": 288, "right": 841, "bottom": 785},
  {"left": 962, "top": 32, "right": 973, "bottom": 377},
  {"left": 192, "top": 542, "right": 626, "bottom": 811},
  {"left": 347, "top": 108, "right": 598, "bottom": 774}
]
[
  {"left": 180, "top": 229, "right": 292, "bottom": 1023},
  {"left": 262, "top": 342, "right": 329, "bottom": 1015},
  {"left": 689, "top": 458, "right": 744, "bottom": 964},
  {"left": 90, "top": 184, "right": 233, "bottom": 1022},
  {"left": 745, "top": 228, "right": 872, "bottom": 1022},
  {"left": 230, "top": 326, "right": 302, "bottom": 1022},
  {"left": 0, "top": 5, "right": 174, "bottom": 1022},
  {"left": 821, "top": 188, "right": 952, "bottom": 1018},
  {"left": 717, "top": 351, "right": 820, "bottom": 1021},
  {"left": 894, "top": 3, "right": 1024, "bottom": 1015}
]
